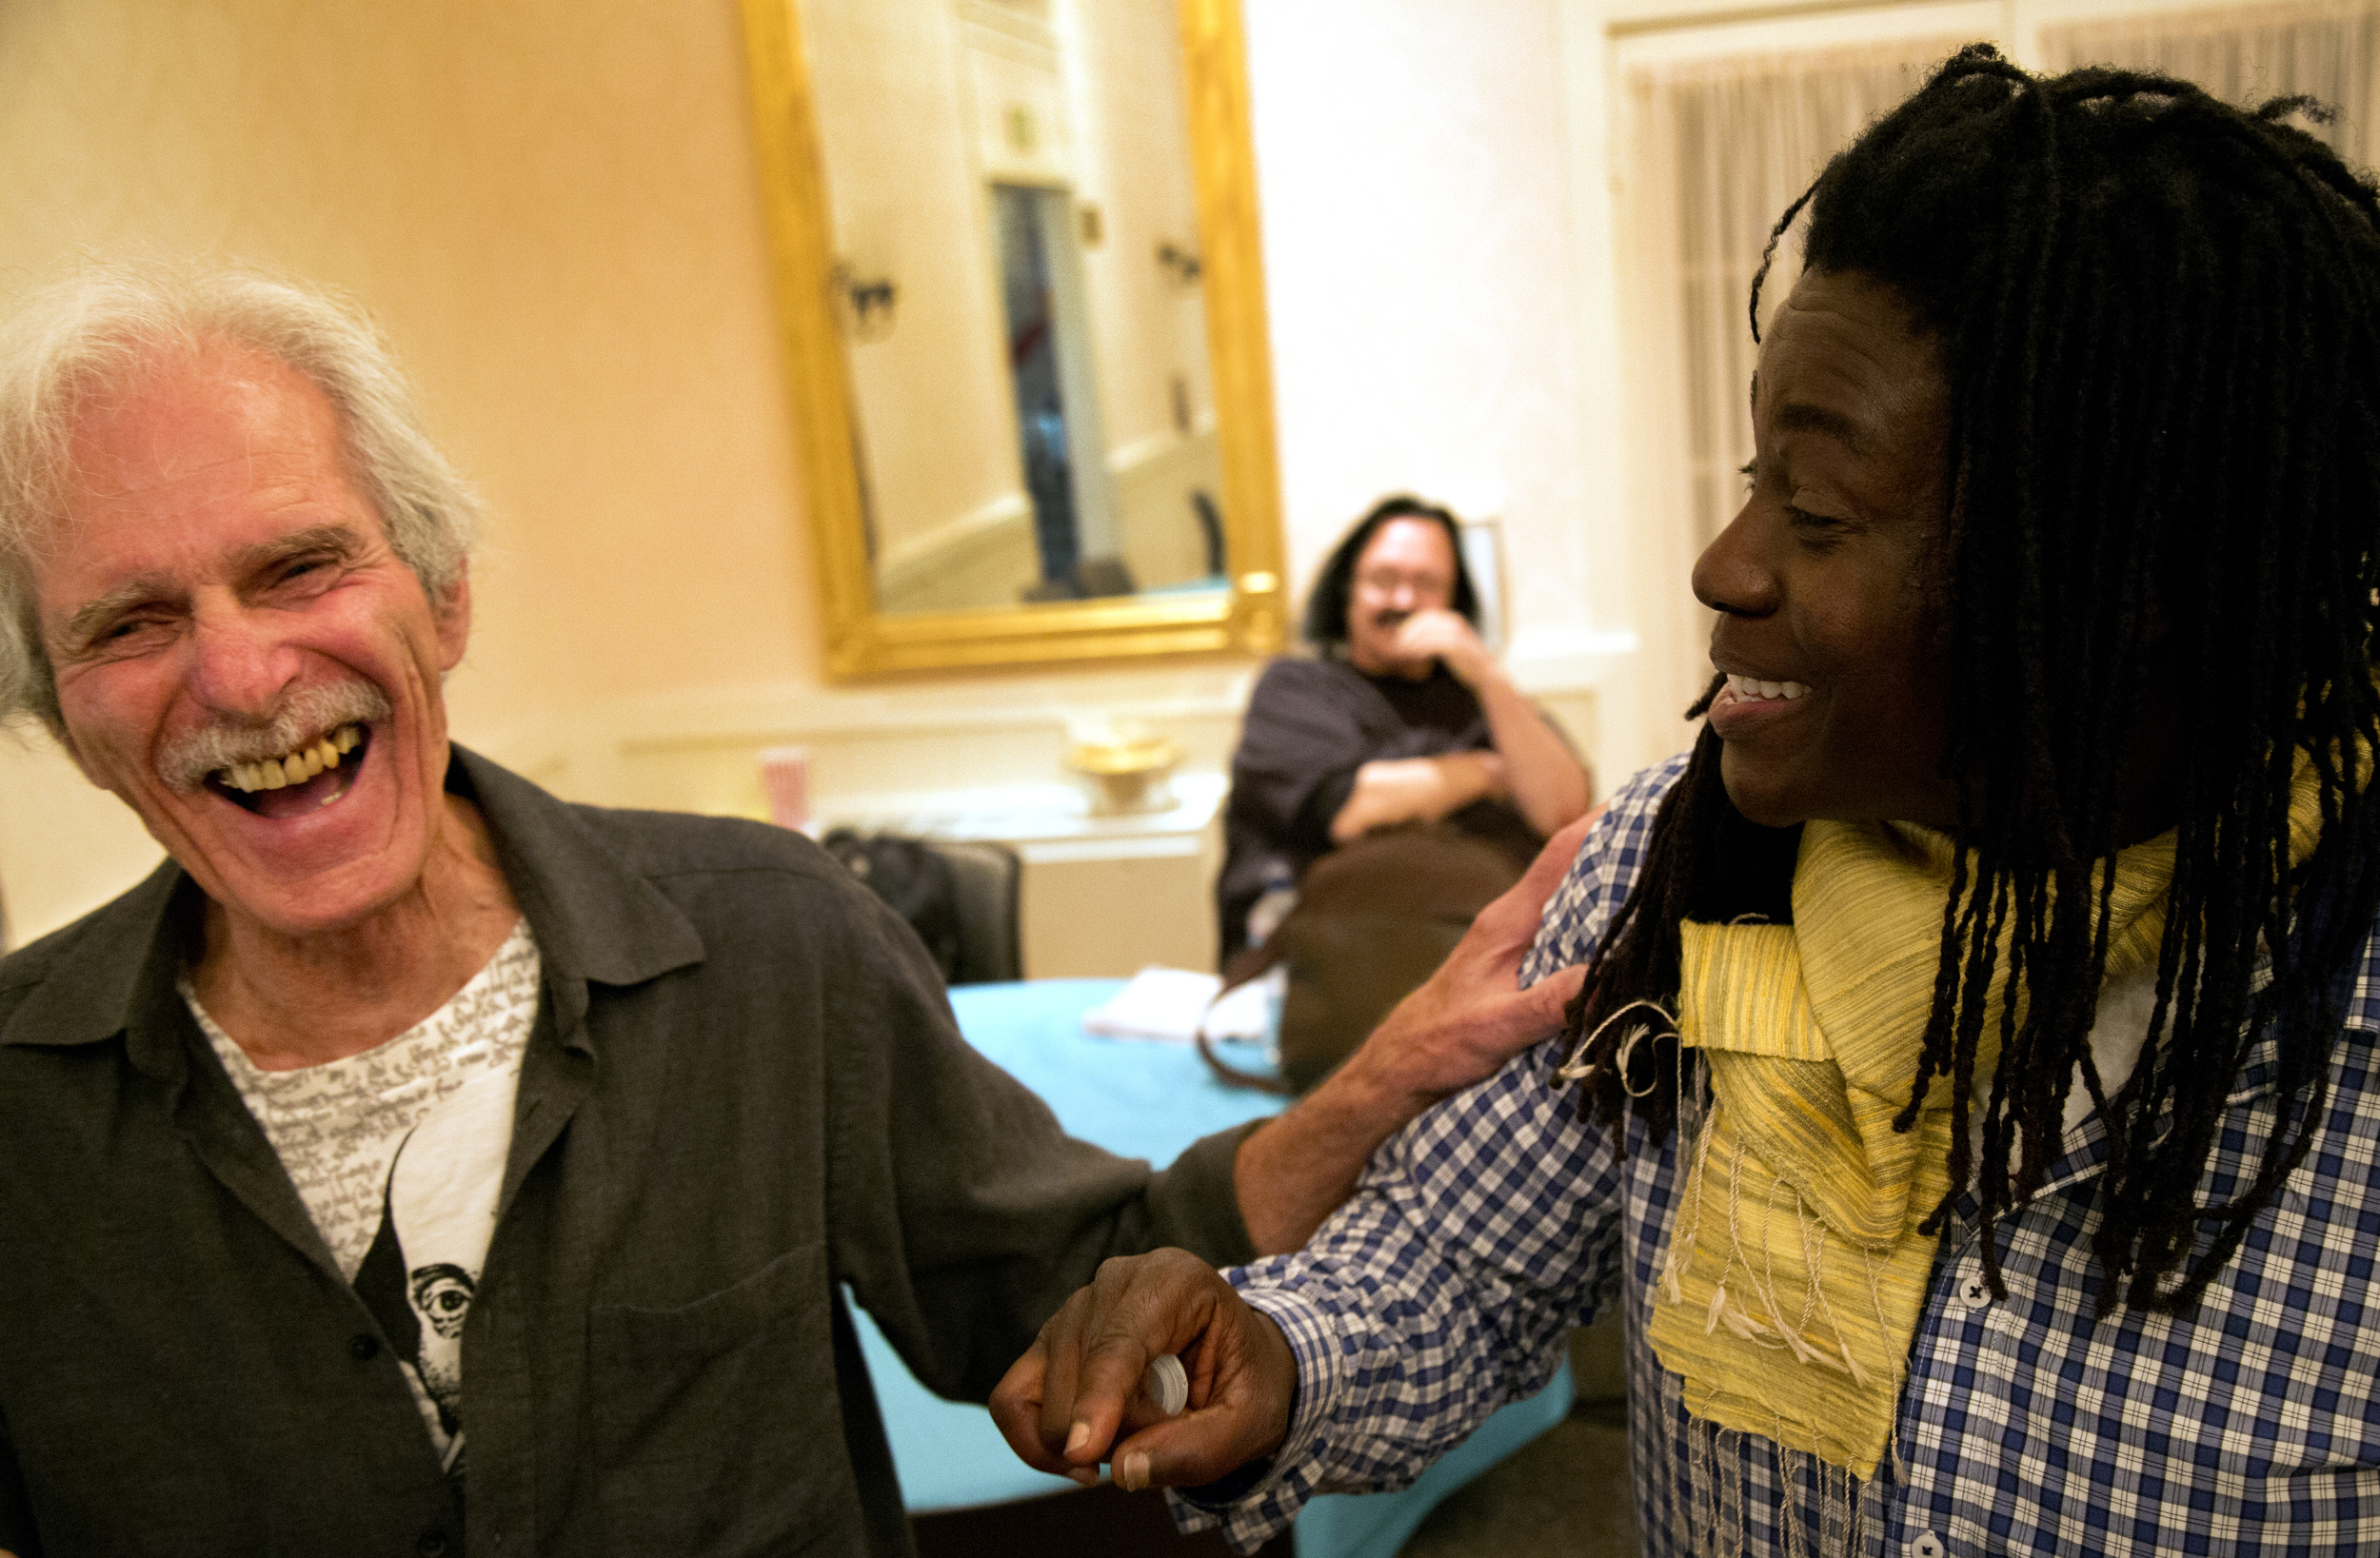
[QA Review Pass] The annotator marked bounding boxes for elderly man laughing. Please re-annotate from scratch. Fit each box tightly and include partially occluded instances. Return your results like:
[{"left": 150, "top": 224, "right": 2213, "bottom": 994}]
[{"left": 0, "top": 266, "right": 1592, "bottom": 1558}]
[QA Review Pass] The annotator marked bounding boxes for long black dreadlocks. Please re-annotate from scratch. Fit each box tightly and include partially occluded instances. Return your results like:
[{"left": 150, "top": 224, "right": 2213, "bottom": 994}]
[{"left": 1563, "top": 45, "right": 2380, "bottom": 1314}]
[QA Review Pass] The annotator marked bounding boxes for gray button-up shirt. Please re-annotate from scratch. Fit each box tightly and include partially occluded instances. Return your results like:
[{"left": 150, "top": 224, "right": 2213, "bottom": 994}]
[{"left": 0, "top": 748, "right": 1255, "bottom": 1557}]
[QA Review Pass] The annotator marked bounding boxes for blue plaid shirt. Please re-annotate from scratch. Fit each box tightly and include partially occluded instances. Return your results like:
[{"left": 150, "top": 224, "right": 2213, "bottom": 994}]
[{"left": 1183, "top": 754, "right": 2380, "bottom": 1555}]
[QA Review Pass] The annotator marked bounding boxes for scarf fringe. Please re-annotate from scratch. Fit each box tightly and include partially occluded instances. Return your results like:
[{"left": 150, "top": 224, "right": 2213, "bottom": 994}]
[
  {"left": 1654, "top": 1050, "right": 1900, "bottom": 1548},
  {"left": 1660, "top": 1052, "right": 1907, "bottom": 1392},
  {"left": 1657, "top": 1409, "right": 1869, "bottom": 1557}
]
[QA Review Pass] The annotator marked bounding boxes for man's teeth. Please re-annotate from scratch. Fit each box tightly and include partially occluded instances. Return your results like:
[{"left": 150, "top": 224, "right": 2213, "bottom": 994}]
[
  {"left": 1726, "top": 674, "right": 1809, "bottom": 702},
  {"left": 219, "top": 725, "right": 363, "bottom": 793}
]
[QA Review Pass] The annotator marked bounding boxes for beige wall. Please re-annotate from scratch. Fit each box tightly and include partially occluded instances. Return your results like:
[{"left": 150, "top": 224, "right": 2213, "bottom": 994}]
[
  {"left": 0, "top": 0, "right": 823, "bottom": 719},
  {"left": 1249, "top": 0, "right": 1649, "bottom": 711},
  {"left": 0, "top": 0, "right": 1676, "bottom": 951}
]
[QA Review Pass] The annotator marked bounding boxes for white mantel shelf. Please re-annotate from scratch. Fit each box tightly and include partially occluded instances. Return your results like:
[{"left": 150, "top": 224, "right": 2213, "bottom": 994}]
[{"left": 818, "top": 772, "right": 1228, "bottom": 866}]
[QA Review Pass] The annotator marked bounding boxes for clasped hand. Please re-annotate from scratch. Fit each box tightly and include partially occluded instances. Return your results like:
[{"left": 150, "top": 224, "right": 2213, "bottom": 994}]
[
  {"left": 989, "top": 1249, "right": 1298, "bottom": 1494},
  {"left": 1388, "top": 607, "right": 1495, "bottom": 686}
]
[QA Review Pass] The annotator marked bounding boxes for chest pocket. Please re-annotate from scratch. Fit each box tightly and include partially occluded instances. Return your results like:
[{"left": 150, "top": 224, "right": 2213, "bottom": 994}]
[{"left": 588, "top": 1241, "right": 861, "bottom": 1555}]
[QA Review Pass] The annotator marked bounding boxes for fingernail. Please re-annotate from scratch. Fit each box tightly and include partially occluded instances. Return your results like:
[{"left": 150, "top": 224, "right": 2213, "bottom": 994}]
[
  {"left": 1119, "top": 1450, "right": 1151, "bottom": 1491},
  {"left": 1068, "top": 1467, "right": 1101, "bottom": 1487},
  {"left": 1064, "top": 1421, "right": 1092, "bottom": 1457}
]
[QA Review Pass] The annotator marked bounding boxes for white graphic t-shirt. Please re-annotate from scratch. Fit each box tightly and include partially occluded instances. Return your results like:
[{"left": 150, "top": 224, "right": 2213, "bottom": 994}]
[{"left": 182, "top": 919, "right": 540, "bottom": 1473}]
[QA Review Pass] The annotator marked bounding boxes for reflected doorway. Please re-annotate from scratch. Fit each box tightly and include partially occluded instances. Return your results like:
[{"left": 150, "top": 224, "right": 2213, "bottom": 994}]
[{"left": 992, "top": 183, "right": 1131, "bottom": 600}]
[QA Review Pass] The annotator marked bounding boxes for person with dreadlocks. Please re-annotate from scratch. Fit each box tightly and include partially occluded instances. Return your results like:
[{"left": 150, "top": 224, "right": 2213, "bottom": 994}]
[{"left": 988, "top": 43, "right": 2380, "bottom": 1555}]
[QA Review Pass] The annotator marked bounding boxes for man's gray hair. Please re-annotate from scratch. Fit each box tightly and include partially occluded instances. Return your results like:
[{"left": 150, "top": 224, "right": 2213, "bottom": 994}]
[{"left": 0, "top": 262, "right": 483, "bottom": 733}]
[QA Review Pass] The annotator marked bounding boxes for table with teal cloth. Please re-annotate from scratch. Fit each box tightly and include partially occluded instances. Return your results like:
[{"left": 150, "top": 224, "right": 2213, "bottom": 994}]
[{"left": 855, "top": 976, "right": 1575, "bottom": 1558}]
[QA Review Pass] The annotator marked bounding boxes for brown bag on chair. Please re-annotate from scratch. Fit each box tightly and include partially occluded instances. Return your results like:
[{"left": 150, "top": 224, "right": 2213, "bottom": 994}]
[{"left": 1200, "top": 824, "right": 1526, "bottom": 1095}]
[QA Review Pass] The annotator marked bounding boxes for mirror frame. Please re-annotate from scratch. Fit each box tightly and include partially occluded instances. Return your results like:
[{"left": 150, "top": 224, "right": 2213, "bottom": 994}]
[{"left": 738, "top": 0, "right": 1288, "bottom": 679}]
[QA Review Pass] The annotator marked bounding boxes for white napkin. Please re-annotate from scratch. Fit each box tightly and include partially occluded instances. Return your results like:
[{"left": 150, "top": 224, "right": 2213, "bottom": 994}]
[{"left": 1081, "top": 966, "right": 1276, "bottom": 1045}]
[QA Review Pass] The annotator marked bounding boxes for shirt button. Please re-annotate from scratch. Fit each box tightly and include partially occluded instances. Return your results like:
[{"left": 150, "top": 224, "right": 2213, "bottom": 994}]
[
  {"left": 1913, "top": 1531, "right": 1946, "bottom": 1558},
  {"left": 348, "top": 1333, "right": 382, "bottom": 1361},
  {"left": 1958, "top": 1274, "right": 1992, "bottom": 1310},
  {"left": 418, "top": 1532, "right": 448, "bottom": 1557}
]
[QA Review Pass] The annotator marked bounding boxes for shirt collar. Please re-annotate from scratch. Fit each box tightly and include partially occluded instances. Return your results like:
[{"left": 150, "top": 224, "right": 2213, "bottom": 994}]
[
  {"left": 0, "top": 743, "right": 704, "bottom": 1058},
  {"left": 2347, "top": 924, "right": 2380, "bottom": 1038},
  {"left": 446, "top": 745, "right": 704, "bottom": 996},
  {"left": 0, "top": 858, "right": 194, "bottom": 1065}
]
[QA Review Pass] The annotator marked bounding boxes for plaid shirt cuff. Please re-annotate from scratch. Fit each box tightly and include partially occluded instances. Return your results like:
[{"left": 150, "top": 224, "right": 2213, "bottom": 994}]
[{"left": 1165, "top": 1280, "right": 1342, "bottom": 1552}]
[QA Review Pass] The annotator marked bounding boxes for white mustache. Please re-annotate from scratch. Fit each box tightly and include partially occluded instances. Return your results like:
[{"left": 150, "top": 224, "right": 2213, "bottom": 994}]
[{"left": 157, "top": 680, "right": 393, "bottom": 793}]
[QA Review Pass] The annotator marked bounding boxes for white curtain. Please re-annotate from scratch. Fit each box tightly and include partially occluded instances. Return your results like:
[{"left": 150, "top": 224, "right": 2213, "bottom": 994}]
[{"left": 2040, "top": 1, "right": 2380, "bottom": 167}]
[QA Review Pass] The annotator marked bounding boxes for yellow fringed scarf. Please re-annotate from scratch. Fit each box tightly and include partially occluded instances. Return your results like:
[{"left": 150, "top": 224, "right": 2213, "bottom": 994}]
[{"left": 1646, "top": 816, "right": 2177, "bottom": 1478}]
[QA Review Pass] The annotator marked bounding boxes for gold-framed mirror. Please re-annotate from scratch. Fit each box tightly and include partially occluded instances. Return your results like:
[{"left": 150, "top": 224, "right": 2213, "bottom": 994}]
[{"left": 739, "top": 0, "right": 1287, "bottom": 678}]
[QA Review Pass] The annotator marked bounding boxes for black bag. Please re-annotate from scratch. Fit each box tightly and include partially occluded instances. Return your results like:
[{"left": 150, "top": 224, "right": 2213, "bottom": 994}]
[
  {"left": 822, "top": 829, "right": 964, "bottom": 984},
  {"left": 1199, "top": 824, "right": 1525, "bottom": 1095}
]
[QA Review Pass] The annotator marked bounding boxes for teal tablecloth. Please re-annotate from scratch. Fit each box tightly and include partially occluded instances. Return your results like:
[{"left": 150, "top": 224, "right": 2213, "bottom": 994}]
[{"left": 857, "top": 977, "right": 1575, "bottom": 1557}]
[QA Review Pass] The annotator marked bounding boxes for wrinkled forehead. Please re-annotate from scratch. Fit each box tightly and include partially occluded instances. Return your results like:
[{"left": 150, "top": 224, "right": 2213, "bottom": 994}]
[
  {"left": 54, "top": 344, "right": 370, "bottom": 526},
  {"left": 74, "top": 336, "right": 313, "bottom": 446},
  {"left": 1754, "top": 272, "right": 1951, "bottom": 463}
]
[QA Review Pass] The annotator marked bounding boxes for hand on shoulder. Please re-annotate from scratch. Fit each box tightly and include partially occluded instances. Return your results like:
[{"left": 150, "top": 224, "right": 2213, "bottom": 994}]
[{"left": 1343, "top": 804, "right": 1601, "bottom": 1103}]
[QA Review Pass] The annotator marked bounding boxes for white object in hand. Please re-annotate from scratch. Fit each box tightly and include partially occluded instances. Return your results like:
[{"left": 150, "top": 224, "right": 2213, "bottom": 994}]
[{"left": 1142, "top": 1352, "right": 1188, "bottom": 1418}]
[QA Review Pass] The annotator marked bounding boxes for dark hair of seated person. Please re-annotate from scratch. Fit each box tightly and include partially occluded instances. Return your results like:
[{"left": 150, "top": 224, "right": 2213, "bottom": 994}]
[{"left": 1300, "top": 493, "right": 1482, "bottom": 650}]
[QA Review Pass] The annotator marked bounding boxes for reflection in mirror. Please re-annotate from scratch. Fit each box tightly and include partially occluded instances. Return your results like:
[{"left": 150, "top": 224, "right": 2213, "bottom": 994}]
[
  {"left": 740, "top": 0, "right": 1283, "bottom": 676},
  {"left": 801, "top": 0, "right": 1224, "bottom": 616}
]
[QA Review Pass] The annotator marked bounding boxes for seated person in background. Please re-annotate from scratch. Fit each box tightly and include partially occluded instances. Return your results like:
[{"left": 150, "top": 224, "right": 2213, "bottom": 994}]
[
  {"left": 996, "top": 49, "right": 2380, "bottom": 1555},
  {"left": 0, "top": 264, "right": 1586, "bottom": 1558},
  {"left": 1215, "top": 495, "right": 1592, "bottom": 964}
]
